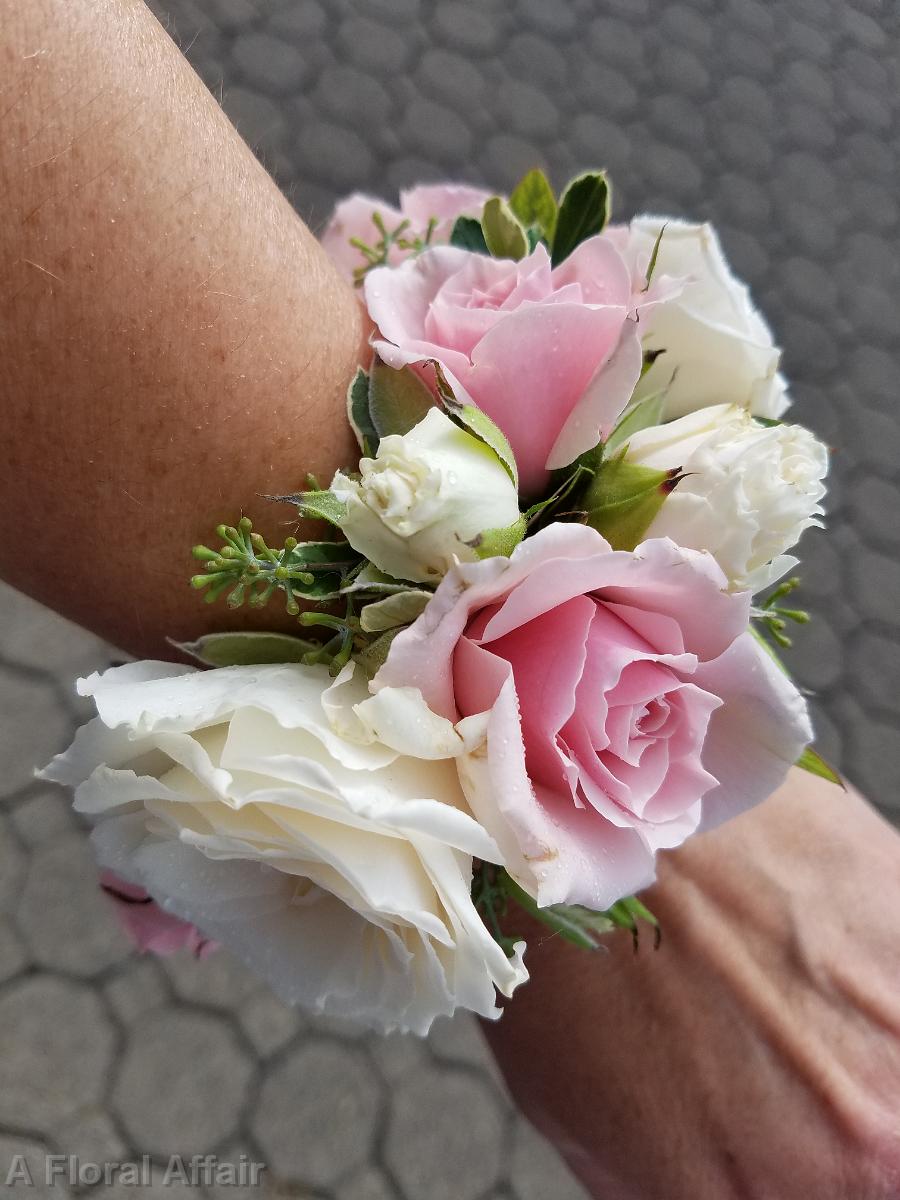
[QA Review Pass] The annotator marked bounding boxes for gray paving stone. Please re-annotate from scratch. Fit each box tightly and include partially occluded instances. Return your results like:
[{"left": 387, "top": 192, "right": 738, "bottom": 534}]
[
  {"left": 0, "top": 977, "right": 114, "bottom": 1134},
  {"left": 0, "top": 1134, "right": 71, "bottom": 1199},
  {"left": 384, "top": 1065, "right": 506, "bottom": 1200},
  {"left": 238, "top": 988, "right": 305, "bottom": 1057},
  {"left": 0, "top": 665, "right": 74, "bottom": 800},
  {"left": 16, "top": 832, "right": 132, "bottom": 977},
  {"left": 427, "top": 1013, "right": 492, "bottom": 1071},
  {"left": 367, "top": 1030, "right": 428, "bottom": 1084},
  {"left": 112, "top": 1010, "right": 254, "bottom": 1156},
  {"left": 509, "top": 1119, "right": 589, "bottom": 1200},
  {"left": 164, "top": 948, "right": 261, "bottom": 1010},
  {"left": 0, "top": 915, "right": 28, "bottom": 983},
  {"left": 232, "top": 31, "right": 307, "bottom": 95},
  {"left": 10, "top": 788, "right": 77, "bottom": 848},
  {"left": 53, "top": 1109, "right": 128, "bottom": 1167},
  {"left": 336, "top": 1167, "right": 400, "bottom": 1200},
  {"left": 252, "top": 1040, "right": 381, "bottom": 1187},
  {"left": 104, "top": 958, "right": 171, "bottom": 1026},
  {"left": 0, "top": 812, "right": 25, "bottom": 914},
  {"left": 0, "top": 582, "right": 114, "bottom": 690}
]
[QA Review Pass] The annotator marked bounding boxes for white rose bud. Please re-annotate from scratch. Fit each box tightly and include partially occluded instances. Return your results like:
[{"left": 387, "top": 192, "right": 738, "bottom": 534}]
[
  {"left": 625, "top": 217, "right": 789, "bottom": 421},
  {"left": 330, "top": 407, "right": 521, "bottom": 584},
  {"left": 625, "top": 405, "right": 828, "bottom": 593}
]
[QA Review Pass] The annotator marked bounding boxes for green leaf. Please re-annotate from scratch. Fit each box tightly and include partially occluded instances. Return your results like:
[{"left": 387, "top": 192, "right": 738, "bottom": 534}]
[
  {"left": 481, "top": 196, "right": 528, "bottom": 261},
  {"left": 605, "top": 390, "right": 667, "bottom": 454},
  {"left": 582, "top": 450, "right": 680, "bottom": 551},
  {"left": 470, "top": 515, "right": 527, "bottom": 560},
  {"left": 346, "top": 367, "right": 378, "bottom": 455},
  {"left": 551, "top": 171, "right": 611, "bottom": 266},
  {"left": 642, "top": 221, "right": 667, "bottom": 290},
  {"left": 341, "top": 563, "right": 424, "bottom": 596},
  {"left": 173, "top": 631, "right": 319, "bottom": 668},
  {"left": 294, "top": 491, "right": 348, "bottom": 527},
  {"left": 432, "top": 363, "right": 518, "bottom": 487},
  {"left": 355, "top": 628, "right": 403, "bottom": 678},
  {"left": 359, "top": 589, "right": 432, "bottom": 633},
  {"left": 368, "top": 360, "right": 434, "bottom": 439},
  {"left": 449, "top": 215, "right": 489, "bottom": 254},
  {"left": 509, "top": 167, "right": 558, "bottom": 243},
  {"left": 501, "top": 874, "right": 616, "bottom": 951},
  {"left": 797, "top": 746, "right": 845, "bottom": 788}
]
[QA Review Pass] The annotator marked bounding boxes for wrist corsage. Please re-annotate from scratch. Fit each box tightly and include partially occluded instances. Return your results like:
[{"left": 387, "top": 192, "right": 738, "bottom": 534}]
[{"left": 44, "top": 168, "right": 834, "bottom": 1035}]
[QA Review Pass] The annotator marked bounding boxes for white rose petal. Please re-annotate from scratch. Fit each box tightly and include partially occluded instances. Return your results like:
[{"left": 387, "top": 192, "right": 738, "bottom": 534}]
[
  {"left": 42, "top": 660, "right": 526, "bottom": 1035},
  {"left": 626, "top": 404, "right": 828, "bottom": 593},
  {"left": 330, "top": 407, "right": 521, "bottom": 584},
  {"left": 623, "top": 217, "right": 789, "bottom": 420}
]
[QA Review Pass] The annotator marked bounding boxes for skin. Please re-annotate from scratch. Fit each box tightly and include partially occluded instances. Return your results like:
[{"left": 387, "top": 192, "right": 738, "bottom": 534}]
[{"left": 2, "top": 6, "right": 900, "bottom": 1197}]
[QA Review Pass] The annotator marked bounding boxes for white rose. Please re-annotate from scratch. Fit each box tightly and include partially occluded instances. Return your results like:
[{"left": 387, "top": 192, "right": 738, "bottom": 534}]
[
  {"left": 330, "top": 407, "right": 521, "bottom": 584},
  {"left": 625, "top": 405, "right": 828, "bottom": 593},
  {"left": 42, "top": 660, "right": 527, "bottom": 1035},
  {"left": 623, "top": 217, "right": 789, "bottom": 421}
]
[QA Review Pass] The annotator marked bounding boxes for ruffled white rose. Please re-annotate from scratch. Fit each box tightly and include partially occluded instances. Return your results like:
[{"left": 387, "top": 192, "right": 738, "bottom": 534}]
[
  {"left": 330, "top": 407, "right": 521, "bottom": 584},
  {"left": 625, "top": 404, "right": 828, "bottom": 593},
  {"left": 42, "top": 660, "right": 526, "bottom": 1035},
  {"left": 621, "top": 217, "right": 789, "bottom": 421}
]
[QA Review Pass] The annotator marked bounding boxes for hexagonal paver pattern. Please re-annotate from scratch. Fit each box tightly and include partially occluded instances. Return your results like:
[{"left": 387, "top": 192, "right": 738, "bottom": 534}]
[
  {"left": 16, "top": 833, "right": 132, "bottom": 976},
  {"left": 0, "top": 1134, "right": 71, "bottom": 1199},
  {"left": 0, "top": 977, "right": 114, "bottom": 1134},
  {"left": 252, "top": 1040, "right": 381, "bottom": 1188},
  {"left": 164, "top": 947, "right": 262, "bottom": 1010},
  {"left": 385, "top": 1065, "right": 506, "bottom": 1200},
  {"left": 0, "top": 665, "right": 73, "bottom": 799},
  {"left": 112, "top": 1010, "right": 254, "bottom": 1156},
  {"left": 510, "top": 1120, "right": 588, "bottom": 1200}
]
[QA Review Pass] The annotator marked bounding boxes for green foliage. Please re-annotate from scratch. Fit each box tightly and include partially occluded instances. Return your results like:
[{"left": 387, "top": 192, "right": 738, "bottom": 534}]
[
  {"left": 796, "top": 747, "right": 845, "bottom": 788},
  {"left": 551, "top": 171, "right": 611, "bottom": 266},
  {"left": 432, "top": 361, "right": 519, "bottom": 487},
  {"left": 642, "top": 221, "right": 668, "bottom": 290},
  {"left": 359, "top": 589, "right": 432, "bottom": 633},
  {"left": 509, "top": 167, "right": 558, "bottom": 244},
  {"left": 580, "top": 450, "right": 681, "bottom": 551},
  {"left": 605, "top": 390, "right": 668, "bottom": 454},
  {"left": 470, "top": 515, "right": 528, "bottom": 560},
  {"left": 294, "top": 491, "right": 348, "bottom": 527},
  {"left": 474, "top": 866, "right": 661, "bottom": 956},
  {"left": 191, "top": 518, "right": 359, "bottom": 617},
  {"left": 349, "top": 210, "right": 438, "bottom": 286},
  {"left": 449, "top": 215, "right": 489, "bottom": 254},
  {"left": 368, "top": 360, "right": 434, "bottom": 439},
  {"left": 347, "top": 367, "right": 379, "bottom": 456},
  {"left": 481, "top": 196, "right": 528, "bottom": 260},
  {"left": 174, "top": 631, "right": 320, "bottom": 668},
  {"left": 755, "top": 577, "right": 810, "bottom": 649}
]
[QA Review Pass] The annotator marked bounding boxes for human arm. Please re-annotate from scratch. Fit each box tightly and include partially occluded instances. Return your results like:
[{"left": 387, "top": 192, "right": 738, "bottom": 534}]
[
  {"left": 484, "top": 769, "right": 900, "bottom": 1200},
  {"left": 0, "top": 0, "right": 365, "bottom": 657}
]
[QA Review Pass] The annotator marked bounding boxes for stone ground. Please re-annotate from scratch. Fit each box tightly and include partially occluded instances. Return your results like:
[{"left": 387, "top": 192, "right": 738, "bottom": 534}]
[{"left": 2, "top": 0, "right": 899, "bottom": 1196}]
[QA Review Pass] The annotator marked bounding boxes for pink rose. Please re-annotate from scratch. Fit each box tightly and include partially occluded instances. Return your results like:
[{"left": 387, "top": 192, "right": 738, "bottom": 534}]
[
  {"left": 100, "top": 871, "right": 218, "bottom": 958},
  {"left": 375, "top": 524, "right": 811, "bottom": 909},
  {"left": 322, "top": 184, "right": 491, "bottom": 281},
  {"left": 364, "top": 239, "right": 642, "bottom": 495}
]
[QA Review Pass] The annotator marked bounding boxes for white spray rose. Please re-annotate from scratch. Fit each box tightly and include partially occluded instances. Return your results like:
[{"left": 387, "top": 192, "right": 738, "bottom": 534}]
[
  {"left": 625, "top": 405, "right": 828, "bottom": 593},
  {"left": 621, "top": 217, "right": 789, "bottom": 421},
  {"left": 330, "top": 407, "right": 521, "bottom": 584},
  {"left": 43, "top": 660, "right": 527, "bottom": 1035}
]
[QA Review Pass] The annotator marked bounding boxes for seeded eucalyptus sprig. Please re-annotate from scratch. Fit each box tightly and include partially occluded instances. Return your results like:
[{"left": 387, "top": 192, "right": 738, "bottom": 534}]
[
  {"left": 754, "top": 577, "right": 810, "bottom": 649},
  {"left": 474, "top": 864, "right": 660, "bottom": 957},
  {"left": 350, "top": 211, "right": 439, "bottom": 286},
  {"left": 191, "top": 517, "right": 361, "bottom": 616}
]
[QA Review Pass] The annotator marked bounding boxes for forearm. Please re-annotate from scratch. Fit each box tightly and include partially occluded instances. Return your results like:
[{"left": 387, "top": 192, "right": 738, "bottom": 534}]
[
  {"left": 0, "top": 0, "right": 365, "bottom": 656},
  {"left": 484, "top": 770, "right": 900, "bottom": 1200}
]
